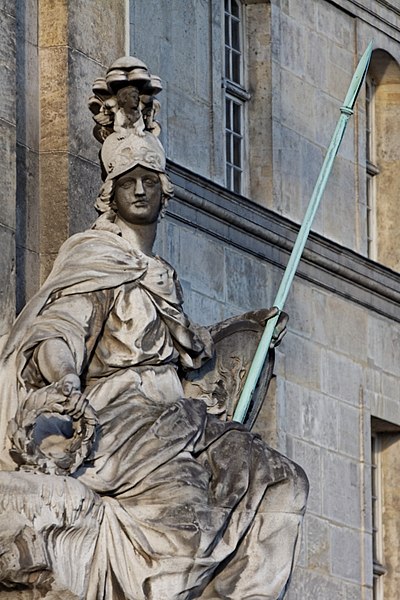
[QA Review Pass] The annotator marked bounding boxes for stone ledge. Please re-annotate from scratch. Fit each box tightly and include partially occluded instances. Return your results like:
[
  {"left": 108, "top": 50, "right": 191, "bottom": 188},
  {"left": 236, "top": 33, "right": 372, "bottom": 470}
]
[
  {"left": 167, "top": 160, "right": 400, "bottom": 323},
  {"left": 333, "top": 0, "right": 400, "bottom": 36}
]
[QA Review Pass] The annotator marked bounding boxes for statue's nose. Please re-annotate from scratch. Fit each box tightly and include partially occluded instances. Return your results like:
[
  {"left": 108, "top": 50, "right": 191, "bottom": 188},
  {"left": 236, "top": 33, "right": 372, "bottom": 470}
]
[{"left": 134, "top": 178, "right": 145, "bottom": 196}]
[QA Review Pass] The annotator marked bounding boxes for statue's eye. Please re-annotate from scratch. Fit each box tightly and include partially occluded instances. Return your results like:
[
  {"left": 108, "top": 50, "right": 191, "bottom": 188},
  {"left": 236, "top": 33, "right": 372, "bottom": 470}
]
[
  {"left": 120, "top": 181, "right": 133, "bottom": 189},
  {"left": 143, "top": 177, "right": 157, "bottom": 186}
]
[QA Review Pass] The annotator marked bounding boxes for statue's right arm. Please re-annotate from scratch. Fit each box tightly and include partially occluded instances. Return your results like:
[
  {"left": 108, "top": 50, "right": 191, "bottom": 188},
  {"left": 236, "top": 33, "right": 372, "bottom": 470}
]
[
  {"left": 35, "top": 338, "right": 81, "bottom": 393},
  {"left": 20, "top": 288, "right": 112, "bottom": 396}
]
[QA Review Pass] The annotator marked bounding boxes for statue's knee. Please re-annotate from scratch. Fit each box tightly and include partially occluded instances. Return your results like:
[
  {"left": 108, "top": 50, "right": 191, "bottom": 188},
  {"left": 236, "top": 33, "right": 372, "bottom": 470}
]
[
  {"left": 290, "top": 460, "right": 309, "bottom": 513},
  {"left": 0, "top": 524, "right": 51, "bottom": 588},
  {"left": 267, "top": 455, "right": 309, "bottom": 514}
]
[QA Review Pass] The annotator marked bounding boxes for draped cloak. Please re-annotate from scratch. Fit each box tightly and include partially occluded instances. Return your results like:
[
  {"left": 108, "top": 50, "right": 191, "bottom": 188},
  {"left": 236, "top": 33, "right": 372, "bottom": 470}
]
[{"left": 0, "top": 229, "right": 308, "bottom": 600}]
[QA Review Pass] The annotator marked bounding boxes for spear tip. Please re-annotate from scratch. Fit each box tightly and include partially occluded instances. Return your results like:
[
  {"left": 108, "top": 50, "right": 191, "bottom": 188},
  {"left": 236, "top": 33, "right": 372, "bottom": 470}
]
[{"left": 343, "top": 41, "right": 374, "bottom": 110}]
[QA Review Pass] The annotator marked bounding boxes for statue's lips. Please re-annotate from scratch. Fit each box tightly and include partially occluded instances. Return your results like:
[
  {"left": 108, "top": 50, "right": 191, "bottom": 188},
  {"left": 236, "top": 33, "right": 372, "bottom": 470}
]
[{"left": 131, "top": 199, "right": 148, "bottom": 207}]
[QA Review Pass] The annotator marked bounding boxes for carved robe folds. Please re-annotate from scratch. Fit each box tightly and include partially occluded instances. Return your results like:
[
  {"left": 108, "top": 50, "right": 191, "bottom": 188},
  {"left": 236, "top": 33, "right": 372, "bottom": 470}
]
[{"left": 0, "top": 230, "right": 308, "bottom": 599}]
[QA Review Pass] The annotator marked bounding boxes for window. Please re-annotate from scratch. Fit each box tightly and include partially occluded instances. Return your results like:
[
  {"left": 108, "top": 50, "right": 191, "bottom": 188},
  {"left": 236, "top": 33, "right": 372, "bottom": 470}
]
[
  {"left": 224, "top": 0, "right": 250, "bottom": 194},
  {"left": 371, "top": 433, "right": 386, "bottom": 599},
  {"left": 365, "top": 50, "right": 400, "bottom": 271},
  {"left": 370, "top": 418, "right": 400, "bottom": 598},
  {"left": 365, "top": 76, "right": 379, "bottom": 261}
]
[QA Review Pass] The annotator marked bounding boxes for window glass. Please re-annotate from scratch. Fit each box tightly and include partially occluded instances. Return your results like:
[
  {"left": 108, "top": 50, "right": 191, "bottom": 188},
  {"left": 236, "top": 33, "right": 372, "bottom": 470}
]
[{"left": 224, "top": 0, "right": 246, "bottom": 194}]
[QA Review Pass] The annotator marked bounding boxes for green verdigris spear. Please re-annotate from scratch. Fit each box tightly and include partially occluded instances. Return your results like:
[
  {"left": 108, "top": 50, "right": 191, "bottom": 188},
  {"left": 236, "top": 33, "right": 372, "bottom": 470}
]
[{"left": 233, "top": 41, "right": 374, "bottom": 424}]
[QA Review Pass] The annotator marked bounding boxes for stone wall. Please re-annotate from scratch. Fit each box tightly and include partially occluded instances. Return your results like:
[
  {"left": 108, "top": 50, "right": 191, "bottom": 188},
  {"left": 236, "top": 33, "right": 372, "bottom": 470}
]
[
  {"left": 1, "top": 0, "right": 127, "bottom": 324},
  {"left": 0, "top": 1, "right": 17, "bottom": 336},
  {"left": 16, "top": 0, "right": 39, "bottom": 312},
  {"left": 37, "top": 0, "right": 126, "bottom": 280}
]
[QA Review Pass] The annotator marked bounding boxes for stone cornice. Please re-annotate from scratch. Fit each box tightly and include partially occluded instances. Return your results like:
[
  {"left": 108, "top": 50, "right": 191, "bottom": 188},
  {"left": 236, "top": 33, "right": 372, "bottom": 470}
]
[
  {"left": 329, "top": 0, "right": 400, "bottom": 38},
  {"left": 167, "top": 160, "right": 400, "bottom": 323}
]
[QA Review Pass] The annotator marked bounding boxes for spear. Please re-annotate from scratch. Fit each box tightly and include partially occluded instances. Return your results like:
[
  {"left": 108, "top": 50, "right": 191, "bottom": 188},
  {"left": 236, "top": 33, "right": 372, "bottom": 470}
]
[{"left": 233, "top": 41, "right": 374, "bottom": 424}]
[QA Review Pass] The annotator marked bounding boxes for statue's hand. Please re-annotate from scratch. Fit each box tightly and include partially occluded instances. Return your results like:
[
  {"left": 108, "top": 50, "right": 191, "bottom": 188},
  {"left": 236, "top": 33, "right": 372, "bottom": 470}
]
[
  {"left": 54, "top": 374, "right": 89, "bottom": 421},
  {"left": 247, "top": 306, "right": 288, "bottom": 347},
  {"left": 270, "top": 309, "right": 288, "bottom": 349},
  {"left": 55, "top": 373, "right": 81, "bottom": 396}
]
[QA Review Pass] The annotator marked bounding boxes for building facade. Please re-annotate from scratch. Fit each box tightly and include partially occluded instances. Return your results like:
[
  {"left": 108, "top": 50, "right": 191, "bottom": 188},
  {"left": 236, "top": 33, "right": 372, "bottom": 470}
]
[{"left": 1, "top": 0, "right": 400, "bottom": 598}]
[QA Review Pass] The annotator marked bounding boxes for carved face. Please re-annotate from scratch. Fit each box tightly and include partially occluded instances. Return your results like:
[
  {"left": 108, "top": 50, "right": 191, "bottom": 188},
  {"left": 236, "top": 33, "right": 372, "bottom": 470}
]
[
  {"left": 113, "top": 166, "right": 162, "bottom": 225},
  {"left": 116, "top": 86, "right": 140, "bottom": 111}
]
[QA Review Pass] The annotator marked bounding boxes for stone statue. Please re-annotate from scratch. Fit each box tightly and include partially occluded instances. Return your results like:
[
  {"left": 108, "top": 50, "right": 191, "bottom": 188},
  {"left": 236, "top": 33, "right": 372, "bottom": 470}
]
[{"left": 0, "top": 57, "right": 308, "bottom": 600}]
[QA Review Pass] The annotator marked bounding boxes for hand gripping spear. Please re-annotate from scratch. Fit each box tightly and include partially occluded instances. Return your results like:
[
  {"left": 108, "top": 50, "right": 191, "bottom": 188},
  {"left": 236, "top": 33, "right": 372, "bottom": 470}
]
[{"left": 233, "top": 41, "right": 374, "bottom": 424}]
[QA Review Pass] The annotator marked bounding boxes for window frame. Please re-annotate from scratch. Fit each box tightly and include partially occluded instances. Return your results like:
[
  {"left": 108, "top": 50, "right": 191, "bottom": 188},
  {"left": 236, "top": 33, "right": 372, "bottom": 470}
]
[
  {"left": 365, "top": 76, "right": 379, "bottom": 261},
  {"left": 371, "top": 432, "right": 386, "bottom": 600},
  {"left": 223, "top": 0, "right": 250, "bottom": 195}
]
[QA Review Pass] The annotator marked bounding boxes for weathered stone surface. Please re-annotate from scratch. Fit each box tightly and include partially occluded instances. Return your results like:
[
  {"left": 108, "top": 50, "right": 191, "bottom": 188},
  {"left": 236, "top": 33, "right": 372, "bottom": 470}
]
[
  {"left": 225, "top": 247, "right": 272, "bottom": 309},
  {"left": 154, "top": 217, "right": 181, "bottom": 273},
  {"left": 368, "top": 315, "right": 400, "bottom": 376},
  {"left": 280, "top": 70, "right": 316, "bottom": 143},
  {"left": 39, "top": 46, "right": 68, "bottom": 153},
  {"left": 69, "top": 0, "right": 124, "bottom": 66},
  {"left": 0, "top": 0, "right": 16, "bottom": 17},
  {"left": 338, "top": 403, "right": 360, "bottom": 459},
  {"left": 316, "top": 1, "right": 354, "bottom": 47},
  {"left": 303, "top": 390, "right": 339, "bottom": 450},
  {"left": 16, "top": 0, "right": 37, "bottom": 45},
  {"left": 38, "top": 0, "right": 68, "bottom": 47},
  {"left": 0, "top": 3, "right": 16, "bottom": 335},
  {"left": 67, "top": 49, "right": 108, "bottom": 163},
  {"left": 280, "top": 13, "right": 310, "bottom": 80},
  {"left": 286, "top": 567, "right": 345, "bottom": 600},
  {"left": 0, "top": 120, "right": 16, "bottom": 230},
  {"left": 16, "top": 41, "right": 39, "bottom": 151},
  {"left": 322, "top": 450, "right": 361, "bottom": 528},
  {"left": 283, "top": 333, "right": 322, "bottom": 389},
  {"left": 281, "top": 0, "right": 316, "bottom": 26},
  {"left": 311, "top": 289, "right": 368, "bottom": 360},
  {"left": 307, "top": 514, "right": 330, "bottom": 573},
  {"left": 0, "top": 226, "right": 15, "bottom": 335},
  {"left": 282, "top": 380, "right": 304, "bottom": 439},
  {"left": 0, "top": 9, "right": 16, "bottom": 125},
  {"left": 16, "top": 145, "right": 39, "bottom": 251},
  {"left": 68, "top": 154, "right": 100, "bottom": 235},
  {"left": 179, "top": 228, "right": 226, "bottom": 301},
  {"left": 16, "top": 247, "right": 40, "bottom": 315},
  {"left": 16, "top": 145, "right": 40, "bottom": 308},
  {"left": 39, "top": 151, "right": 68, "bottom": 280},
  {"left": 331, "top": 525, "right": 362, "bottom": 583},
  {"left": 181, "top": 286, "right": 226, "bottom": 326},
  {"left": 321, "top": 349, "right": 363, "bottom": 405},
  {"left": 247, "top": 1, "right": 273, "bottom": 205},
  {"left": 322, "top": 157, "right": 358, "bottom": 247},
  {"left": 380, "top": 433, "right": 400, "bottom": 597},
  {"left": 305, "top": 30, "right": 328, "bottom": 90},
  {"left": 326, "top": 45, "right": 353, "bottom": 101},
  {"left": 287, "top": 437, "right": 321, "bottom": 514},
  {"left": 278, "top": 278, "right": 314, "bottom": 338}
]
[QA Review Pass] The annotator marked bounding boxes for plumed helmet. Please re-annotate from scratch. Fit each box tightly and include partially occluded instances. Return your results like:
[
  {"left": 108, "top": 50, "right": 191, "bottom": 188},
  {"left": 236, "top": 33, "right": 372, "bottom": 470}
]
[{"left": 101, "top": 131, "right": 166, "bottom": 181}]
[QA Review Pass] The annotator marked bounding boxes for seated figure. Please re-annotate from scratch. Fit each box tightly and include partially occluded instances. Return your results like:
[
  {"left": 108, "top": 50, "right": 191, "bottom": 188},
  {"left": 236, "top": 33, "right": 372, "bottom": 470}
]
[{"left": 0, "top": 58, "right": 308, "bottom": 600}]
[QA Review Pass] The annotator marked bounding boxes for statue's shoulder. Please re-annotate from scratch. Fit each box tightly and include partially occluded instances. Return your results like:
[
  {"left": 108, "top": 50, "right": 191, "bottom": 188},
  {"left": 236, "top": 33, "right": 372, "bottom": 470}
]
[
  {"left": 46, "top": 229, "right": 148, "bottom": 297},
  {"left": 55, "top": 229, "right": 140, "bottom": 267},
  {"left": 59, "top": 229, "right": 123, "bottom": 254}
]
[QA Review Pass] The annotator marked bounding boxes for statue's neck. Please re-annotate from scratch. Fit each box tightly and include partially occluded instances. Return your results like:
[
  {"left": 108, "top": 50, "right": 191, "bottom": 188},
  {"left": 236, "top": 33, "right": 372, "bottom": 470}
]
[{"left": 114, "top": 215, "right": 157, "bottom": 256}]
